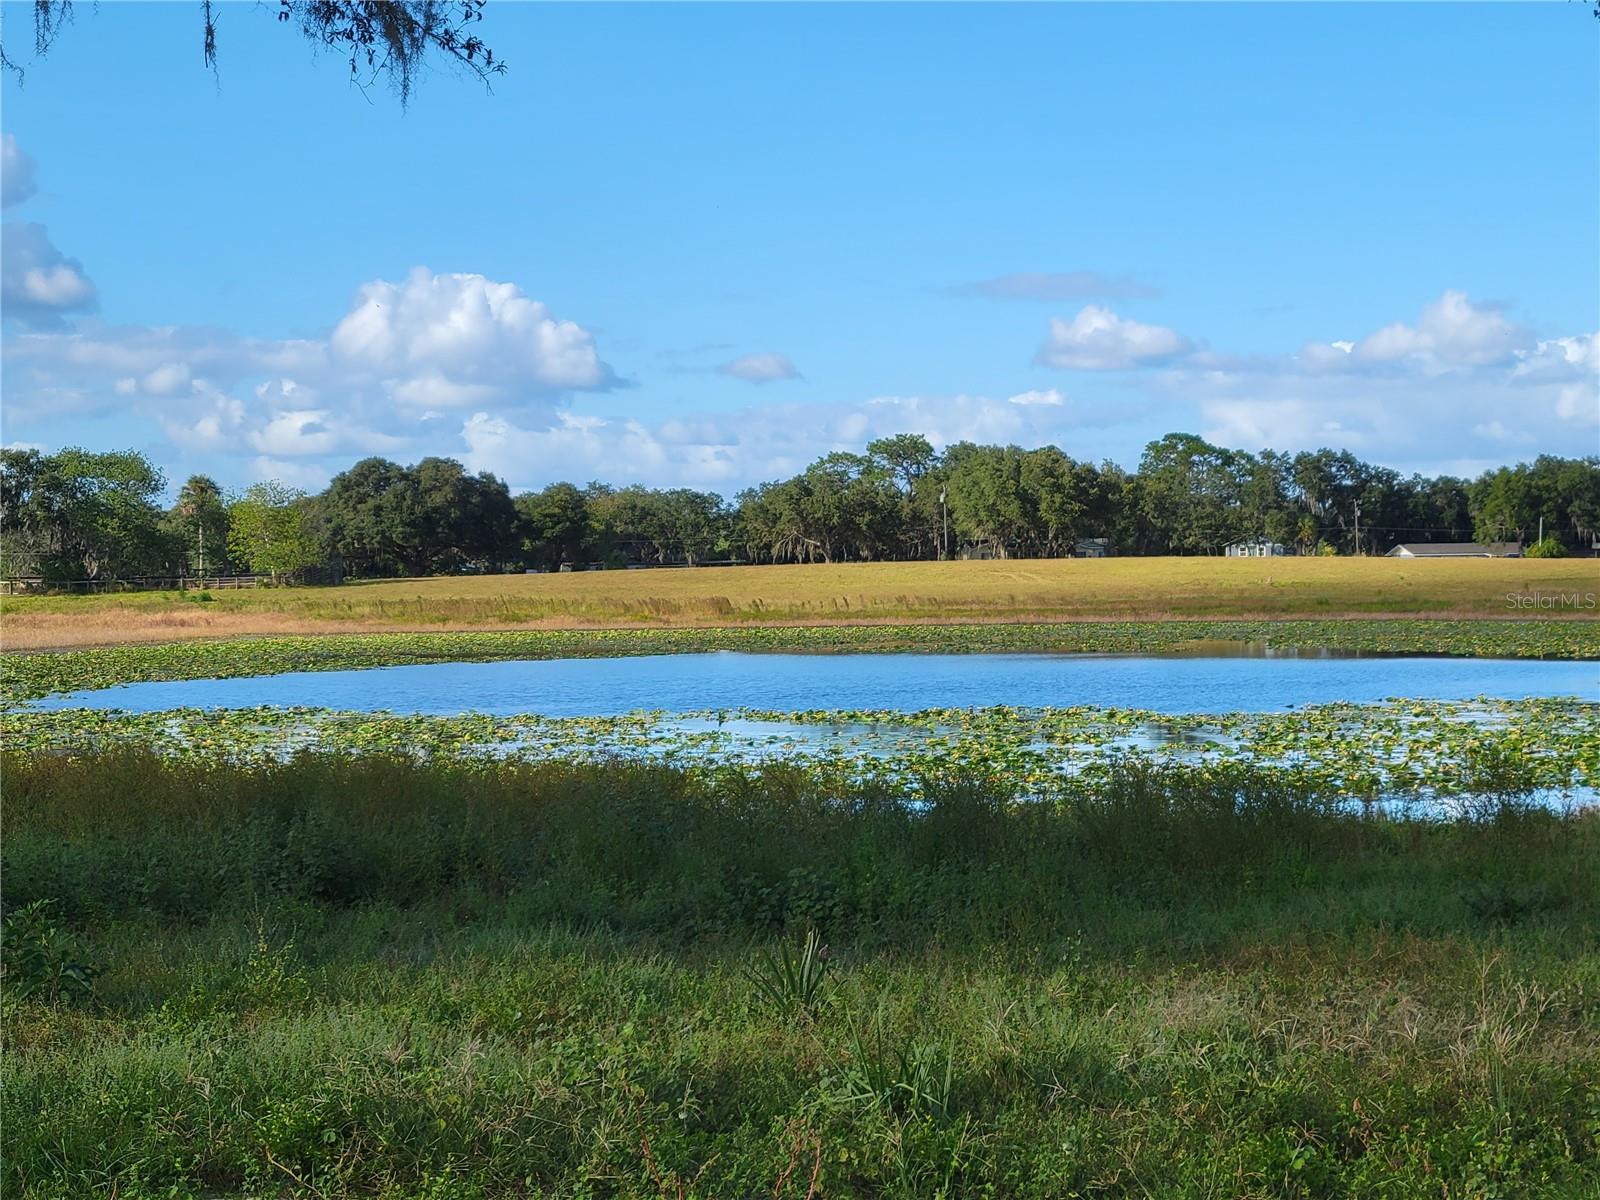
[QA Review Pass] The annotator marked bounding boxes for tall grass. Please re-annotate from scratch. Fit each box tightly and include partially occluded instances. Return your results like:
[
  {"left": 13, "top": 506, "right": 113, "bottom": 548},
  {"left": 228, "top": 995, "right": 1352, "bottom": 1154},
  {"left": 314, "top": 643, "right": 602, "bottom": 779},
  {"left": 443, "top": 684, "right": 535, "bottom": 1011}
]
[
  {"left": 6, "top": 555, "right": 1595, "bottom": 649},
  {"left": 10, "top": 750, "right": 1583, "bottom": 938},
  {"left": 4, "top": 753, "right": 1597, "bottom": 1197}
]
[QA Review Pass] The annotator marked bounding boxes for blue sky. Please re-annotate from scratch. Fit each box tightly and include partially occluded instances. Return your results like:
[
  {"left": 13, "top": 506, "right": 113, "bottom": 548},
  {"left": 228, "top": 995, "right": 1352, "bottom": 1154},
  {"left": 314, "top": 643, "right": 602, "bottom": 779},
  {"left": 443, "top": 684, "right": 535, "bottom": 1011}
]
[{"left": 2, "top": 1, "right": 1596, "bottom": 497}]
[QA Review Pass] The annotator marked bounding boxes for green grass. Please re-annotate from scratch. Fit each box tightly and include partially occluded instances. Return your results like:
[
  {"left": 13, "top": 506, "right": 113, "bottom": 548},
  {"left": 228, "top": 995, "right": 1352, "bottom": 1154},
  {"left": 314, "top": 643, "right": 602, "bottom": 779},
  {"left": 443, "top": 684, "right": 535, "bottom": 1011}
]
[
  {"left": 4, "top": 617, "right": 1597, "bottom": 703},
  {"left": 5, "top": 751, "right": 1598, "bottom": 1198}
]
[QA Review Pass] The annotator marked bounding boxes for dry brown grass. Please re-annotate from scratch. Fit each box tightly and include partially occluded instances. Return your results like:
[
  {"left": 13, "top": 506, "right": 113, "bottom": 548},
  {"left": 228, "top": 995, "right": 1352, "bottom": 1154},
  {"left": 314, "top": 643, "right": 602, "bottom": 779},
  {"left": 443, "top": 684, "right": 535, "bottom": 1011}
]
[{"left": 3, "top": 555, "right": 1596, "bottom": 650}]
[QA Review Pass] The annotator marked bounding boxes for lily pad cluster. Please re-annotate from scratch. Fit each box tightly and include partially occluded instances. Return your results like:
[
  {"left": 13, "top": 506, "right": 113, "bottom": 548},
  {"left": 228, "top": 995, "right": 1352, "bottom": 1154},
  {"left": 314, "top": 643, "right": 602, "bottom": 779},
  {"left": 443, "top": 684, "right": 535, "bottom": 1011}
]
[{"left": 6, "top": 695, "right": 1594, "bottom": 810}]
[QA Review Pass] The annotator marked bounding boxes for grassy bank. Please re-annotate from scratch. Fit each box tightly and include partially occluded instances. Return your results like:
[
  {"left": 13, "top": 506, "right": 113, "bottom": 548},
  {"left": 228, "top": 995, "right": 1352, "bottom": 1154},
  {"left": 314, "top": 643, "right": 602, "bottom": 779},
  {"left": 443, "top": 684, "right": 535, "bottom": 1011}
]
[
  {"left": 5, "top": 618, "right": 1598, "bottom": 704},
  {"left": 4, "top": 557, "right": 1596, "bottom": 649},
  {"left": 4, "top": 752, "right": 1598, "bottom": 1198}
]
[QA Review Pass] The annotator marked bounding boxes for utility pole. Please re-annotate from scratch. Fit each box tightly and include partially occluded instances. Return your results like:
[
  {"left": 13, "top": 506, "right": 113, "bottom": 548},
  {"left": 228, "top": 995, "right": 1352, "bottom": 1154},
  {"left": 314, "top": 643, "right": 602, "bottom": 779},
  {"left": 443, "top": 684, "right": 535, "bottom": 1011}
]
[
  {"left": 1353, "top": 500, "right": 1361, "bottom": 556},
  {"left": 198, "top": 523, "right": 206, "bottom": 579},
  {"left": 940, "top": 488, "right": 949, "bottom": 560}
]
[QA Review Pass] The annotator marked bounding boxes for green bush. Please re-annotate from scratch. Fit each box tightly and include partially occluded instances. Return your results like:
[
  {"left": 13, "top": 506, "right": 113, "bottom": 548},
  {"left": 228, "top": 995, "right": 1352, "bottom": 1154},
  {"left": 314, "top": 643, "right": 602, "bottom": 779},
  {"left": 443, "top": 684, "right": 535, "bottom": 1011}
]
[
  {"left": 1, "top": 899, "right": 99, "bottom": 1002},
  {"left": 1525, "top": 536, "right": 1569, "bottom": 558}
]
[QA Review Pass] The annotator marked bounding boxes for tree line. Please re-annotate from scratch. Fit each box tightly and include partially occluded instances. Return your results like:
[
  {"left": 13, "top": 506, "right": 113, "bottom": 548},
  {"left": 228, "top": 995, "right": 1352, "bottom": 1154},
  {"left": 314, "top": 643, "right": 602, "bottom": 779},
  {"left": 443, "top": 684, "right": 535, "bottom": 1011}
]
[{"left": 2, "top": 435, "right": 1595, "bottom": 583}]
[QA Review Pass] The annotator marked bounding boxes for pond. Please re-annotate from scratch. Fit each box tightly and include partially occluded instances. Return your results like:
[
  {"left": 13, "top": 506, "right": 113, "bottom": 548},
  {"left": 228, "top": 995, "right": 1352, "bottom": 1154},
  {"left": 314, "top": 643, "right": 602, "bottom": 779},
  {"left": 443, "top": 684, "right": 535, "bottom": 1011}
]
[{"left": 29, "top": 649, "right": 1600, "bottom": 717}]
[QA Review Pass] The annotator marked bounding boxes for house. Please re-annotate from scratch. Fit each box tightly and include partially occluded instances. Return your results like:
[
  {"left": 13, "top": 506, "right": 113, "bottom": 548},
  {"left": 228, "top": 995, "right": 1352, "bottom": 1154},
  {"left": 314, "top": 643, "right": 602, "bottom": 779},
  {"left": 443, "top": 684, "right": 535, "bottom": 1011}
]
[
  {"left": 1386, "top": 542, "right": 1522, "bottom": 558},
  {"left": 1073, "top": 537, "right": 1113, "bottom": 559},
  {"left": 1224, "top": 538, "right": 1288, "bottom": 558}
]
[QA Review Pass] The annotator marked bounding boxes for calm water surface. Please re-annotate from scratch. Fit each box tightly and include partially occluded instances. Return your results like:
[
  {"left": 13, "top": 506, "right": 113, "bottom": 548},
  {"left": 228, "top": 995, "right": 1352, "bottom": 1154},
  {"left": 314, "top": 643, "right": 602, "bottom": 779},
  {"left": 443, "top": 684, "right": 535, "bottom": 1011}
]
[{"left": 31, "top": 650, "right": 1600, "bottom": 716}]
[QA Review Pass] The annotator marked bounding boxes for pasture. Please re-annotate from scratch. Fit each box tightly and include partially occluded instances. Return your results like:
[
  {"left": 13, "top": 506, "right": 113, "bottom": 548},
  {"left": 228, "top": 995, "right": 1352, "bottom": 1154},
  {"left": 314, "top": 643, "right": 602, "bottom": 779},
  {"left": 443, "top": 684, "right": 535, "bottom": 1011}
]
[{"left": 2, "top": 555, "right": 1596, "bottom": 650}]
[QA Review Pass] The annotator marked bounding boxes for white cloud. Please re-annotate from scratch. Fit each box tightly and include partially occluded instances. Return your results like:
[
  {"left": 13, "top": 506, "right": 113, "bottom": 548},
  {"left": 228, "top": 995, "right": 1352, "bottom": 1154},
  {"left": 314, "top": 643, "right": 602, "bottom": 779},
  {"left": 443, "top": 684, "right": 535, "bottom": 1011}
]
[
  {"left": 329, "top": 268, "right": 610, "bottom": 392},
  {"left": 249, "top": 456, "right": 335, "bottom": 492},
  {"left": 249, "top": 410, "right": 340, "bottom": 457},
  {"left": 717, "top": 351, "right": 801, "bottom": 384},
  {"left": 1470, "top": 420, "right": 1534, "bottom": 444},
  {"left": 1302, "top": 290, "right": 1533, "bottom": 372},
  {"left": 388, "top": 372, "right": 505, "bottom": 411},
  {"left": 2, "top": 268, "right": 614, "bottom": 466},
  {"left": 1555, "top": 385, "right": 1598, "bottom": 425},
  {"left": 1, "top": 134, "right": 37, "bottom": 209},
  {"left": 1141, "top": 291, "right": 1596, "bottom": 468},
  {"left": 1006, "top": 388, "right": 1065, "bottom": 407},
  {"left": 140, "top": 362, "right": 192, "bottom": 396},
  {"left": 1, "top": 223, "right": 98, "bottom": 328},
  {"left": 1513, "top": 333, "right": 1598, "bottom": 382},
  {"left": 459, "top": 391, "right": 1106, "bottom": 492},
  {"left": 1036, "top": 305, "right": 1192, "bottom": 370},
  {"left": 952, "top": 272, "right": 1158, "bottom": 302},
  {"left": 163, "top": 394, "right": 245, "bottom": 453}
]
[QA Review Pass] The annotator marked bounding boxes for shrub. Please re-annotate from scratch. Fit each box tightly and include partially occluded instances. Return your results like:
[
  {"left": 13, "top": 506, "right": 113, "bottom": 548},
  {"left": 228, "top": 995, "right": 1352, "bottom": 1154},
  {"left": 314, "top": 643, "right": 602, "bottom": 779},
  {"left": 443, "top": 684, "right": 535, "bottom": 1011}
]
[
  {"left": 1, "top": 899, "right": 98, "bottom": 1002},
  {"left": 1524, "top": 536, "right": 1568, "bottom": 559}
]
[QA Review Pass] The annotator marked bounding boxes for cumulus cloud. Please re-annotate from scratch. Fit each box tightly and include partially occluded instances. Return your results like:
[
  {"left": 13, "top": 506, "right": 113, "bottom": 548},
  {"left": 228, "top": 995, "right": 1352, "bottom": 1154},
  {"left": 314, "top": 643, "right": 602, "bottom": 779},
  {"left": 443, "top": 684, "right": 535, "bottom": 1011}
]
[
  {"left": 1, "top": 222, "right": 98, "bottom": 329},
  {"left": 952, "top": 271, "right": 1159, "bottom": 302},
  {"left": 249, "top": 410, "right": 340, "bottom": 457},
  {"left": 330, "top": 268, "right": 611, "bottom": 394},
  {"left": 3, "top": 268, "right": 615, "bottom": 469},
  {"left": 1513, "top": 333, "right": 1598, "bottom": 383},
  {"left": 717, "top": 351, "right": 801, "bottom": 384},
  {"left": 1, "top": 134, "right": 38, "bottom": 209},
  {"left": 1129, "top": 291, "right": 1600, "bottom": 469},
  {"left": 163, "top": 393, "right": 246, "bottom": 453},
  {"left": 1300, "top": 290, "right": 1533, "bottom": 372},
  {"left": 1035, "top": 305, "right": 1192, "bottom": 370}
]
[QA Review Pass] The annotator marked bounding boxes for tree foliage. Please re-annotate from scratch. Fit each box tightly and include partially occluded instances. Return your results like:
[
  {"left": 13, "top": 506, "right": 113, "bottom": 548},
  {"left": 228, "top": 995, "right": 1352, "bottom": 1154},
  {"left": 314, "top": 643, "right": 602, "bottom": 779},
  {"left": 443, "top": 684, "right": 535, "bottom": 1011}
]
[
  {"left": 167, "top": 475, "right": 232, "bottom": 576},
  {"left": 0, "top": 447, "right": 173, "bottom": 580},
  {"left": 2, "top": 0, "right": 505, "bottom": 103},
  {"left": 227, "top": 481, "right": 320, "bottom": 581},
  {"left": 6, "top": 440, "right": 1595, "bottom": 586},
  {"left": 317, "top": 456, "right": 517, "bottom": 577}
]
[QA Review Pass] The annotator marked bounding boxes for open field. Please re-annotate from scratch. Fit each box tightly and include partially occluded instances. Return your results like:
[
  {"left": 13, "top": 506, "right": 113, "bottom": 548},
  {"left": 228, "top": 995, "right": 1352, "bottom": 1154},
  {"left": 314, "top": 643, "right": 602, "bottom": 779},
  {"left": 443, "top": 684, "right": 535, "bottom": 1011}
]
[
  {"left": 5, "top": 750, "right": 1599, "bottom": 1198},
  {"left": 4, "top": 557, "right": 1597, "bottom": 651}
]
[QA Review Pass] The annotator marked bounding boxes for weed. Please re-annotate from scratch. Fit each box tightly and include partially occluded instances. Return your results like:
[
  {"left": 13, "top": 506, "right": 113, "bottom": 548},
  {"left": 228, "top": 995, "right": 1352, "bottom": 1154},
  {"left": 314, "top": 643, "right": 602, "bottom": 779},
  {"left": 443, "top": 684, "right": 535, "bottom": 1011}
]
[
  {"left": 829, "top": 1012, "right": 956, "bottom": 1121},
  {"left": 746, "top": 928, "right": 834, "bottom": 1020},
  {"left": 1, "top": 899, "right": 98, "bottom": 1002}
]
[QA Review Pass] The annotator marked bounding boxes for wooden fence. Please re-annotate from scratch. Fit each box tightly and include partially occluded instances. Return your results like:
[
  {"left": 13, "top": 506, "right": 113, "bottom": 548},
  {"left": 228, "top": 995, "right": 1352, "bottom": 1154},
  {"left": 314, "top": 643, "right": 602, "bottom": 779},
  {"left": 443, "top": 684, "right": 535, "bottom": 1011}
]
[{"left": 0, "top": 574, "right": 273, "bottom": 596}]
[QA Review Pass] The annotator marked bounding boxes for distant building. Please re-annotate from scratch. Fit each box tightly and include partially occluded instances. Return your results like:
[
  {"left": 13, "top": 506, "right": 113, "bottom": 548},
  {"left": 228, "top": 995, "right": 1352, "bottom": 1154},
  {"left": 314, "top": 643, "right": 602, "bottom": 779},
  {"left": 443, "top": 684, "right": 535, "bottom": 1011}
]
[
  {"left": 1073, "top": 537, "right": 1113, "bottom": 558},
  {"left": 1224, "top": 538, "right": 1289, "bottom": 558},
  {"left": 1386, "top": 542, "right": 1522, "bottom": 558}
]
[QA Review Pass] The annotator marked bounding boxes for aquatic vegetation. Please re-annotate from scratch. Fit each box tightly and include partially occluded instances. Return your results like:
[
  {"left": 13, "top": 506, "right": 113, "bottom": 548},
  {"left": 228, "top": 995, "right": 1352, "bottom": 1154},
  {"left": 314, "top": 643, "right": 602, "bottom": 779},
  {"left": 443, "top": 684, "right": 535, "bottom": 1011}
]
[
  {"left": 5, "top": 695, "right": 1595, "bottom": 807},
  {"left": 3, "top": 617, "right": 1596, "bottom": 704}
]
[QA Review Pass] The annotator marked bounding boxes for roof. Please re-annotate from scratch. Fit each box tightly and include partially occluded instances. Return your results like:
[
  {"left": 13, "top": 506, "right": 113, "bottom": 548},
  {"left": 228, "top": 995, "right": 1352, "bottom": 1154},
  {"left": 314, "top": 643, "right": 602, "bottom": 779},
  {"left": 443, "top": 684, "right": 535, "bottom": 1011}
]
[{"left": 1386, "top": 542, "right": 1522, "bottom": 557}]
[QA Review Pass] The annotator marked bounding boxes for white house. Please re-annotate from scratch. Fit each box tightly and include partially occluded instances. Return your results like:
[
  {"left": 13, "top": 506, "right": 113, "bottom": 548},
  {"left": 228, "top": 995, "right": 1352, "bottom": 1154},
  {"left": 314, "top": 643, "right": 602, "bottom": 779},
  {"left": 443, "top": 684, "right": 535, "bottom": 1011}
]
[{"left": 1224, "top": 538, "right": 1288, "bottom": 558}]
